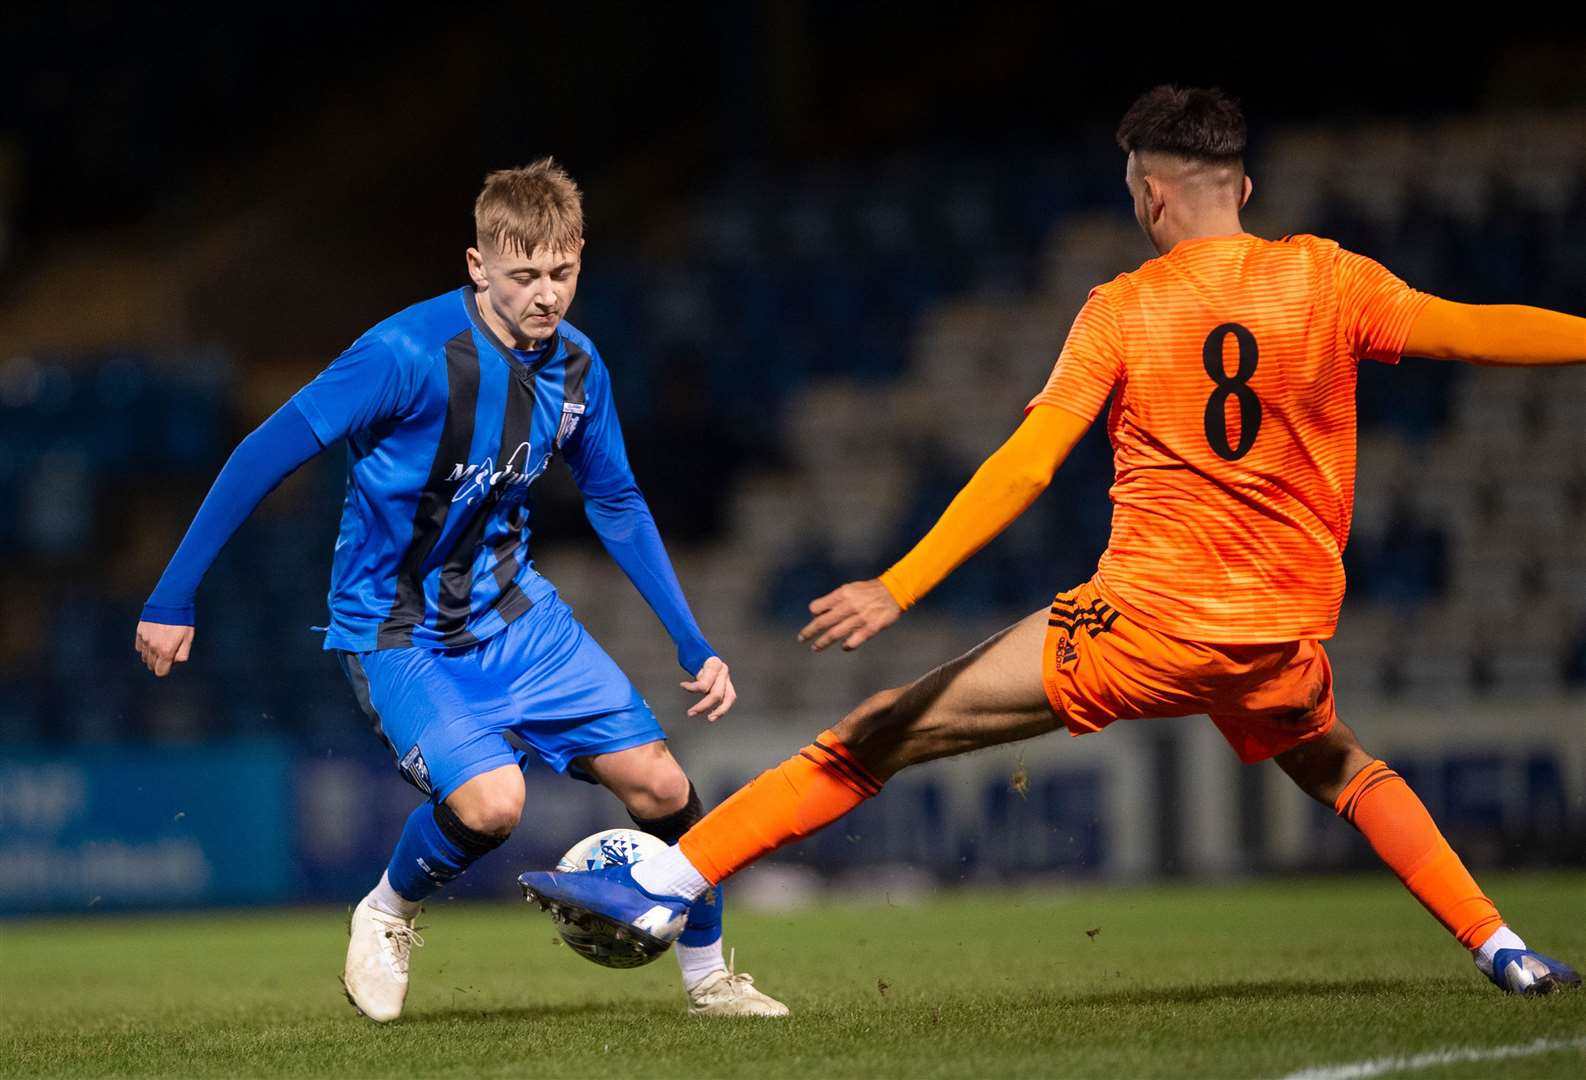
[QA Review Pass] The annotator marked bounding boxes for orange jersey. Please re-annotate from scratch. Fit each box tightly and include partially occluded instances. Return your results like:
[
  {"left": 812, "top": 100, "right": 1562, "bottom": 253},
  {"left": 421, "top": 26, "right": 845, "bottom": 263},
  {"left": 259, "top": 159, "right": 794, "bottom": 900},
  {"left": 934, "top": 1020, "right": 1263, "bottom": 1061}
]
[{"left": 1029, "top": 233, "right": 1432, "bottom": 643}]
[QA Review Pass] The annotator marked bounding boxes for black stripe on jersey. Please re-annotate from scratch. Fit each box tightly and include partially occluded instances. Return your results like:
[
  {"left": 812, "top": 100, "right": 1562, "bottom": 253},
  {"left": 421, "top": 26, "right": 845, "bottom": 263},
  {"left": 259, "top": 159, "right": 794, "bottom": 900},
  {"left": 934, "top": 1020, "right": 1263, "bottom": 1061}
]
[
  {"left": 479, "top": 505, "right": 534, "bottom": 625},
  {"left": 562, "top": 338, "right": 591, "bottom": 407},
  {"left": 485, "top": 580, "right": 534, "bottom": 625},
  {"left": 433, "top": 362, "right": 537, "bottom": 645},
  {"left": 449, "top": 341, "right": 587, "bottom": 636},
  {"left": 377, "top": 330, "right": 481, "bottom": 648}
]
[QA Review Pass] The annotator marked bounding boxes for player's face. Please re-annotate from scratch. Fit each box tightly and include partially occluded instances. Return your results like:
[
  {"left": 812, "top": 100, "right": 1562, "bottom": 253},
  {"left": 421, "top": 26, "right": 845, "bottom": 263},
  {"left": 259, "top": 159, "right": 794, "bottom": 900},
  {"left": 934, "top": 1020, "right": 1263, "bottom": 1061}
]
[{"left": 467, "top": 240, "right": 582, "bottom": 348}]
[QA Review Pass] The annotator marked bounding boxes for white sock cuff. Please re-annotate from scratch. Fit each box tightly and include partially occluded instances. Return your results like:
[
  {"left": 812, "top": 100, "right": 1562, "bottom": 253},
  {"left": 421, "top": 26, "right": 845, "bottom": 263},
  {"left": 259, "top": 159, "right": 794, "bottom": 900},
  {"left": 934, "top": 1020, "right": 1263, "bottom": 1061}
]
[
  {"left": 1474, "top": 925, "right": 1526, "bottom": 975},
  {"left": 631, "top": 844, "right": 710, "bottom": 902},
  {"left": 367, "top": 870, "right": 422, "bottom": 920},
  {"left": 676, "top": 940, "right": 727, "bottom": 990}
]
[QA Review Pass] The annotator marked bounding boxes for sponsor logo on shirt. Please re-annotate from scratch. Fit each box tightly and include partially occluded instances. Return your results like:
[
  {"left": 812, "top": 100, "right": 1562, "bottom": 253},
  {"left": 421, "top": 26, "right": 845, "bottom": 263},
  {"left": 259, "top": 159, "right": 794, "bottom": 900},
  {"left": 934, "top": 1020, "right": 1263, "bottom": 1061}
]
[{"left": 447, "top": 442, "right": 550, "bottom": 506}]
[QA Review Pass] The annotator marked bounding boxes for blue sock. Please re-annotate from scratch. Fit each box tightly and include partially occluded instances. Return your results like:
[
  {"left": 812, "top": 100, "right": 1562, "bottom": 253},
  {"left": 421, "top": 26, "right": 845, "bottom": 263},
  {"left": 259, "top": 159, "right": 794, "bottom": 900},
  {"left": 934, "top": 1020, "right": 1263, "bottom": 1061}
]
[
  {"left": 628, "top": 781, "right": 723, "bottom": 953},
  {"left": 679, "top": 882, "right": 724, "bottom": 947},
  {"left": 385, "top": 800, "right": 504, "bottom": 902}
]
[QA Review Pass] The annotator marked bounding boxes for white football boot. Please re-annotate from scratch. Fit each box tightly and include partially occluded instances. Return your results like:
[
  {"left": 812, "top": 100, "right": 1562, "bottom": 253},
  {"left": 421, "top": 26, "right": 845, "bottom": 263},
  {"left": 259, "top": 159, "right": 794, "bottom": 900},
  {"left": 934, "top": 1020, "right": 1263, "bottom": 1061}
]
[
  {"left": 686, "top": 952, "right": 790, "bottom": 1018},
  {"left": 343, "top": 897, "right": 424, "bottom": 1022}
]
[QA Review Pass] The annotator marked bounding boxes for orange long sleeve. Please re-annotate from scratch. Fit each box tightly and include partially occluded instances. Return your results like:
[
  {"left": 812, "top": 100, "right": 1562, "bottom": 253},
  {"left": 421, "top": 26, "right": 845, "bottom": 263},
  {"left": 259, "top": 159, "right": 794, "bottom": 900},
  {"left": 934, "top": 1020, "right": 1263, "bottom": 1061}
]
[
  {"left": 878, "top": 405, "right": 1091, "bottom": 610},
  {"left": 1404, "top": 298, "right": 1586, "bottom": 366}
]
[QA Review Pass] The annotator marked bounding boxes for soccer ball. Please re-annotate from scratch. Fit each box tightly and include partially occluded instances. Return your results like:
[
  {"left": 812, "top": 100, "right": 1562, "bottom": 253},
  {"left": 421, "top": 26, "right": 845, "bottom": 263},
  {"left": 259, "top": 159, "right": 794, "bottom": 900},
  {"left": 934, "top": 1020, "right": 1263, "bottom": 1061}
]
[{"left": 550, "top": 828, "right": 670, "bottom": 969}]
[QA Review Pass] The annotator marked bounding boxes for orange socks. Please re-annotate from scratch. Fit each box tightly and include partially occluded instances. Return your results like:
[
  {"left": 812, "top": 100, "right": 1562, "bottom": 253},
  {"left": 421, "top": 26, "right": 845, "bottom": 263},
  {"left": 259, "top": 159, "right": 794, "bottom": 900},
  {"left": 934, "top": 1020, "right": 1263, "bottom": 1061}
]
[
  {"left": 1335, "top": 760, "right": 1504, "bottom": 948},
  {"left": 678, "top": 730, "right": 882, "bottom": 885},
  {"left": 675, "top": 741, "right": 1505, "bottom": 951}
]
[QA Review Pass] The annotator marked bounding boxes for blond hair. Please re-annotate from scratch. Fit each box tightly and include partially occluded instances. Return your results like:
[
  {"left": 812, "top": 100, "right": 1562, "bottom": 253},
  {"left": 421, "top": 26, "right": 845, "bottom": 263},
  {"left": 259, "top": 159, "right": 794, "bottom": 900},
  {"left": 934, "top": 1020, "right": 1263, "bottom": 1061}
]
[{"left": 474, "top": 158, "right": 584, "bottom": 256}]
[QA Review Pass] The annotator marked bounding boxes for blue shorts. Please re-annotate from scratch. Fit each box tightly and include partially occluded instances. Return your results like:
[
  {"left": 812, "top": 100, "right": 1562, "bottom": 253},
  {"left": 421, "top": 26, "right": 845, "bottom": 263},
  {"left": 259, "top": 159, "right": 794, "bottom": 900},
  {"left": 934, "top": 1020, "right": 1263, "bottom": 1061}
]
[{"left": 337, "top": 592, "right": 665, "bottom": 801}]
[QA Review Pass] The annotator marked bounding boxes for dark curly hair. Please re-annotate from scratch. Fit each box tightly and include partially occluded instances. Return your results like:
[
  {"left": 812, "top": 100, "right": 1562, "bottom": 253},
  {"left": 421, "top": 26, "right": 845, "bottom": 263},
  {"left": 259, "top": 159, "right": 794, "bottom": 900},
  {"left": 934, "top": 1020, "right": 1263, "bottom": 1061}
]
[{"left": 1116, "top": 86, "right": 1246, "bottom": 163}]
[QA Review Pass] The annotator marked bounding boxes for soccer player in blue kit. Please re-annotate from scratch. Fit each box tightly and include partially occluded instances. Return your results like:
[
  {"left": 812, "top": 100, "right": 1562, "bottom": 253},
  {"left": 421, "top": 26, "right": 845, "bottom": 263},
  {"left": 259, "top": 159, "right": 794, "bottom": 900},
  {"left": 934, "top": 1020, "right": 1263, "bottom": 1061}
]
[{"left": 133, "top": 160, "right": 788, "bottom": 1021}]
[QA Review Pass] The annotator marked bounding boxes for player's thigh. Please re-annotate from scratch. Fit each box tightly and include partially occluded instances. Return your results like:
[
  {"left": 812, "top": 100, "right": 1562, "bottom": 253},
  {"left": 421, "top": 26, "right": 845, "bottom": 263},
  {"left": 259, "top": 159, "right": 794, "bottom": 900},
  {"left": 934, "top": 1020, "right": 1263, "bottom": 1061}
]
[{"left": 838, "top": 608, "right": 1059, "bottom": 775}]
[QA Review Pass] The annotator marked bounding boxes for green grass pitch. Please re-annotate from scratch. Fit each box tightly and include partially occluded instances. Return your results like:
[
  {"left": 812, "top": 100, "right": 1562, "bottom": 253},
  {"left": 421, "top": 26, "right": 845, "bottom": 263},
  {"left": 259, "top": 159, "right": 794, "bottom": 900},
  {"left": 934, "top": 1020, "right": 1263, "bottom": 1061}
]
[{"left": 2, "top": 872, "right": 1583, "bottom": 1079}]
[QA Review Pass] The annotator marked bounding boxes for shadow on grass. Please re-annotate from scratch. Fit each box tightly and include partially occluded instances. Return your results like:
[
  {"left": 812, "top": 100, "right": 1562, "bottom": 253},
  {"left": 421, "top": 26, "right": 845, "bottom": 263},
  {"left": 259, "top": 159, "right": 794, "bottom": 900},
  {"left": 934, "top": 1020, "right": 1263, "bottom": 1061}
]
[
  {"left": 404, "top": 977, "right": 1459, "bottom": 1027},
  {"left": 912, "top": 976, "right": 1472, "bottom": 1019},
  {"left": 404, "top": 1002, "right": 679, "bottom": 1026},
  {"left": 1073, "top": 976, "right": 1448, "bottom": 1010}
]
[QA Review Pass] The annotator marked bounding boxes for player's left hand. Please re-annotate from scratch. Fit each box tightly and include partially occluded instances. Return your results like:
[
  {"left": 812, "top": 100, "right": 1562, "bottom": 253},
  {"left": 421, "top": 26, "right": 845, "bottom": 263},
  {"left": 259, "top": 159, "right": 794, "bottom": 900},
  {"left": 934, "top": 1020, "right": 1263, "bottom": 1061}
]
[
  {"left": 134, "top": 620, "right": 195, "bottom": 677},
  {"left": 800, "top": 578, "right": 902, "bottom": 652},
  {"left": 681, "top": 656, "right": 736, "bottom": 721}
]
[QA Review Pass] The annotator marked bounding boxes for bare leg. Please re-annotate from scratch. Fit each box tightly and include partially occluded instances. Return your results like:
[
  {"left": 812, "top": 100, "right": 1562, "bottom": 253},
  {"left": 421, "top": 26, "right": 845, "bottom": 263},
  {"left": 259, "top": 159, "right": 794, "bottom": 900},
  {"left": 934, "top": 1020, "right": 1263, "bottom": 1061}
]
[
  {"left": 579, "top": 741, "right": 692, "bottom": 819},
  {"left": 656, "top": 609, "right": 1059, "bottom": 888},
  {"left": 834, "top": 608, "right": 1062, "bottom": 781},
  {"left": 1272, "top": 719, "right": 1374, "bottom": 805}
]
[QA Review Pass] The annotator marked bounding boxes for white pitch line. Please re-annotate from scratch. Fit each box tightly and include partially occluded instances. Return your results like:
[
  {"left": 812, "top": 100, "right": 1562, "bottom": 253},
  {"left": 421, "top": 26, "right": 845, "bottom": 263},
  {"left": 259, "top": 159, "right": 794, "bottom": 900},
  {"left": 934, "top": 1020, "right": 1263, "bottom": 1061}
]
[{"left": 1275, "top": 1035, "right": 1586, "bottom": 1080}]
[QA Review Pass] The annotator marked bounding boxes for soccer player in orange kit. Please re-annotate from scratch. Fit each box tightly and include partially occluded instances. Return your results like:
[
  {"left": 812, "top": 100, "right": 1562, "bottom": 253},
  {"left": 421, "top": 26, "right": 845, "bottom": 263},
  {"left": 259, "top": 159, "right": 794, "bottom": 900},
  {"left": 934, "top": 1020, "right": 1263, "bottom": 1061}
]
[{"left": 520, "top": 87, "right": 1584, "bottom": 994}]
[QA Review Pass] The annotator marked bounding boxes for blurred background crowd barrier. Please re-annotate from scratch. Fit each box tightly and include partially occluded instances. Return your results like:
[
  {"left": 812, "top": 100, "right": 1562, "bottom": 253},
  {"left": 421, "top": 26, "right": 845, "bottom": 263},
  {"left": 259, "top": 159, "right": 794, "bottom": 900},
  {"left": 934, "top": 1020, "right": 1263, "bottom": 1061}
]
[{"left": 0, "top": 5, "right": 1582, "bottom": 914}]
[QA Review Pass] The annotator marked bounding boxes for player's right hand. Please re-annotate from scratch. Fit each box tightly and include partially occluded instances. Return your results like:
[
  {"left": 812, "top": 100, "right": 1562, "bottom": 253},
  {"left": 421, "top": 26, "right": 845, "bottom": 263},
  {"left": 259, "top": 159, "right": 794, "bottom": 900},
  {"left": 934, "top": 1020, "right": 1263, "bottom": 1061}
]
[
  {"left": 135, "top": 621, "right": 195, "bottom": 677},
  {"left": 800, "top": 579, "right": 902, "bottom": 652},
  {"left": 681, "top": 656, "right": 737, "bottom": 721}
]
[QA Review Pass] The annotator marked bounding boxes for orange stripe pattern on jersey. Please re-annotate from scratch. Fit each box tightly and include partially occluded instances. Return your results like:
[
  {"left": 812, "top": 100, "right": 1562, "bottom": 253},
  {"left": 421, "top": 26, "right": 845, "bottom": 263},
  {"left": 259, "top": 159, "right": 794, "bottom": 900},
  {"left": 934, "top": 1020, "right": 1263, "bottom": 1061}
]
[{"left": 1029, "top": 233, "right": 1432, "bottom": 643}]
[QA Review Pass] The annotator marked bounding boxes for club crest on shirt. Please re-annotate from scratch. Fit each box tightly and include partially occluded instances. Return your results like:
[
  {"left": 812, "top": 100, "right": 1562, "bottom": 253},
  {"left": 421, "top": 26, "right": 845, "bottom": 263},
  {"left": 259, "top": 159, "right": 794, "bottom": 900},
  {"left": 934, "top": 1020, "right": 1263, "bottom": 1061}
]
[
  {"left": 554, "top": 402, "right": 585, "bottom": 449},
  {"left": 398, "top": 745, "right": 433, "bottom": 795}
]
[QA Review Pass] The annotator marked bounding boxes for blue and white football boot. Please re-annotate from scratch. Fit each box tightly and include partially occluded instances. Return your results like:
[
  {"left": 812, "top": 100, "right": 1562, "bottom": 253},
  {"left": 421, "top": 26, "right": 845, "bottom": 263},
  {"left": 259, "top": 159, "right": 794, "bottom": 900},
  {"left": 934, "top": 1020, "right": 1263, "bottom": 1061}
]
[
  {"left": 518, "top": 863, "right": 691, "bottom": 962},
  {"left": 1481, "top": 949, "right": 1582, "bottom": 995}
]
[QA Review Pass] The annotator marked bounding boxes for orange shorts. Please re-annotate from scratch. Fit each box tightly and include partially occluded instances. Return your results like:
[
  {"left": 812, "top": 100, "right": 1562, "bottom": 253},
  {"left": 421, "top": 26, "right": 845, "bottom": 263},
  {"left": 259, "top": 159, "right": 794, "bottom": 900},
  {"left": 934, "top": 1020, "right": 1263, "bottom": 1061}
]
[{"left": 1041, "top": 578, "right": 1337, "bottom": 764}]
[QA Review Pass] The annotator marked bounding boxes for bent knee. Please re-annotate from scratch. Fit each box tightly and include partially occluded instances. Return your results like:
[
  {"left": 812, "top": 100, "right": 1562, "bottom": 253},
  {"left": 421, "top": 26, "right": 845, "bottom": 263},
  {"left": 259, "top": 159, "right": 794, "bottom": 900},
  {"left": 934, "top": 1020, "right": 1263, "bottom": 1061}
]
[
  {"left": 448, "top": 775, "right": 525, "bottom": 838},
  {"left": 1275, "top": 720, "right": 1373, "bottom": 806},
  {"left": 454, "top": 798, "right": 523, "bottom": 839},
  {"left": 622, "top": 766, "right": 692, "bottom": 820}
]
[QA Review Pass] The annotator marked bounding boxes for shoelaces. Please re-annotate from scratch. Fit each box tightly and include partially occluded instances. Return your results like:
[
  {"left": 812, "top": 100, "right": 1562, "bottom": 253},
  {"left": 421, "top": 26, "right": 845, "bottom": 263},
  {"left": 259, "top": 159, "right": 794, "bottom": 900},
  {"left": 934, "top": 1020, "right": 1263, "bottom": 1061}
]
[{"left": 380, "top": 924, "right": 426, "bottom": 976}]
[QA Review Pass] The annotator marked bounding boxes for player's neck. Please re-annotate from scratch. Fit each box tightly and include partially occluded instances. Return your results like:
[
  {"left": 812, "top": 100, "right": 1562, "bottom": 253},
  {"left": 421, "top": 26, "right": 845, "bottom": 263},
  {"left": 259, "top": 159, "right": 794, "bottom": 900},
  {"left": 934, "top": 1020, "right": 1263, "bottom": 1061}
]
[
  {"left": 473, "top": 288, "right": 550, "bottom": 352},
  {"left": 1157, "top": 214, "right": 1247, "bottom": 255}
]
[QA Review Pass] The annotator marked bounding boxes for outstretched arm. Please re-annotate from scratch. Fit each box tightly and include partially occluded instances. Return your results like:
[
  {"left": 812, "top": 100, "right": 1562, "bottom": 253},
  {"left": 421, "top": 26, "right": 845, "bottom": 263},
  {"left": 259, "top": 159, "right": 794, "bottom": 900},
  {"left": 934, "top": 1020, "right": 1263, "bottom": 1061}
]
[
  {"left": 580, "top": 485, "right": 716, "bottom": 670},
  {"left": 566, "top": 361, "right": 732, "bottom": 719},
  {"left": 135, "top": 334, "right": 419, "bottom": 676},
  {"left": 799, "top": 404, "right": 1093, "bottom": 651},
  {"left": 135, "top": 402, "right": 324, "bottom": 675},
  {"left": 1404, "top": 298, "right": 1586, "bottom": 366}
]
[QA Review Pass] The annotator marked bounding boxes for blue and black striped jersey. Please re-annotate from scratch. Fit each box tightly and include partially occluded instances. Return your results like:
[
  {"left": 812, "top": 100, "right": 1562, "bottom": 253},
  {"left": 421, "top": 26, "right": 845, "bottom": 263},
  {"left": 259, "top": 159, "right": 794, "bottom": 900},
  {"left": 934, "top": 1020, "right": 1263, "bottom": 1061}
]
[{"left": 293, "top": 288, "right": 630, "bottom": 653}]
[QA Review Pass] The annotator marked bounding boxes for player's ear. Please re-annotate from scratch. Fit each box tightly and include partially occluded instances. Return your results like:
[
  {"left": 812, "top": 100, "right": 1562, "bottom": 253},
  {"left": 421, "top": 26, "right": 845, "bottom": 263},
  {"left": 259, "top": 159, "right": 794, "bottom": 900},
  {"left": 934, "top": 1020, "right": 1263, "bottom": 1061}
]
[
  {"left": 466, "top": 246, "right": 489, "bottom": 289},
  {"left": 1239, "top": 174, "right": 1253, "bottom": 210},
  {"left": 1145, "top": 176, "right": 1168, "bottom": 225}
]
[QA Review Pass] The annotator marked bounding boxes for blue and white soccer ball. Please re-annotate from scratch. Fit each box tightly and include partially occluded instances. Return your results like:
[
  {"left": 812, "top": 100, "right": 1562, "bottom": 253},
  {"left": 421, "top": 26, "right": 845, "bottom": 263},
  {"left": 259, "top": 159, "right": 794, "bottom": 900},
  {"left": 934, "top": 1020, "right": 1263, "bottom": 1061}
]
[{"left": 550, "top": 828, "right": 669, "bottom": 969}]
